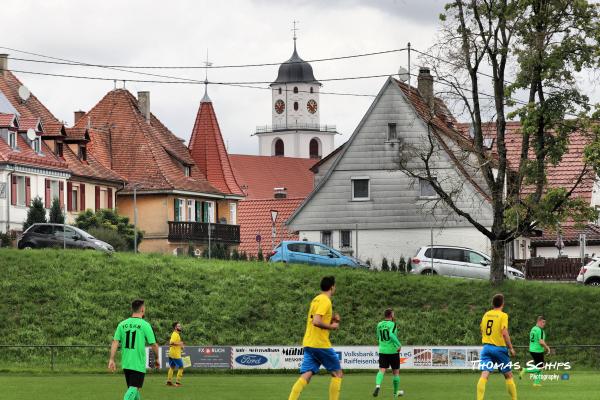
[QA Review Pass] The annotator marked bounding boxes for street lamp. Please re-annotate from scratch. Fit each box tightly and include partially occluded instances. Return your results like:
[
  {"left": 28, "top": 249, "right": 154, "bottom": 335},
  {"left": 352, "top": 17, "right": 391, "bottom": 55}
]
[{"left": 132, "top": 183, "right": 141, "bottom": 254}]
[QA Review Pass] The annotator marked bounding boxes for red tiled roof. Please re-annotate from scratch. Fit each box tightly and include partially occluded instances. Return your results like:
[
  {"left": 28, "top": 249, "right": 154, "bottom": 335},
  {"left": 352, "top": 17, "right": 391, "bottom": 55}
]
[
  {"left": 188, "top": 99, "right": 244, "bottom": 196},
  {"left": 237, "top": 198, "right": 305, "bottom": 256},
  {"left": 531, "top": 222, "right": 600, "bottom": 246},
  {"left": 0, "top": 130, "right": 68, "bottom": 170},
  {"left": 42, "top": 121, "right": 66, "bottom": 137},
  {"left": 0, "top": 71, "right": 60, "bottom": 126},
  {"left": 74, "top": 89, "right": 223, "bottom": 194},
  {"left": 65, "top": 127, "right": 89, "bottom": 141},
  {"left": 230, "top": 155, "right": 317, "bottom": 200},
  {"left": 62, "top": 144, "right": 124, "bottom": 183},
  {"left": 17, "top": 117, "right": 41, "bottom": 132},
  {"left": 0, "top": 113, "right": 17, "bottom": 127}
]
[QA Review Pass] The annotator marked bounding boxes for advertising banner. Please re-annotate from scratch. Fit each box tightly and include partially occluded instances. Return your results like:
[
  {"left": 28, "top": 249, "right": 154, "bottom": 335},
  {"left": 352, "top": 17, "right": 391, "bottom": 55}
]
[
  {"left": 230, "top": 345, "right": 484, "bottom": 370},
  {"left": 149, "top": 346, "right": 232, "bottom": 369}
]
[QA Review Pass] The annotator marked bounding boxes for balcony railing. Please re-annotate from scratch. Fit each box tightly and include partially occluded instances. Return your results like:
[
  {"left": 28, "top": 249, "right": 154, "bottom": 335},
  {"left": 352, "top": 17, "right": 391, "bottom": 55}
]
[
  {"left": 168, "top": 221, "right": 240, "bottom": 244},
  {"left": 255, "top": 123, "right": 337, "bottom": 134}
]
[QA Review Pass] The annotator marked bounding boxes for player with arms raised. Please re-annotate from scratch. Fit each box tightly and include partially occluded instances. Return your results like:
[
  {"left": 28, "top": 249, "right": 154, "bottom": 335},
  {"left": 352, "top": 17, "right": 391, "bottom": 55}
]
[
  {"left": 373, "top": 308, "right": 403, "bottom": 398},
  {"left": 108, "top": 299, "right": 160, "bottom": 400},
  {"left": 288, "top": 276, "right": 343, "bottom": 400},
  {"left": 477, "top": 293, "right": 517, "bottom": 400}
]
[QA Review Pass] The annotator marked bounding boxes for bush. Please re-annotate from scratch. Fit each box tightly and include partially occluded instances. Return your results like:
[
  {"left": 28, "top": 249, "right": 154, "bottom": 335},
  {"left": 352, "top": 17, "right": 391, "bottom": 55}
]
[
  {"left": 0, "top": 232, "right": 12, "bottom": 248},
  {"left": 257, "top": 248, "right": 264, "bottom": 261},
  {"left": 239, "top": 251, "right": 248, "bottom": 261},
  {"left": 231, "top": 248, "right": 240, "bottom": 261},
  {"left": 391, "top": 260, "right": 398, "bottom": 272},
  {"left": 49, "top": 197, "right": 64, "bottom": 224},
  {"left": 23, "top": 197, "right": 46, "bottom": 231},
  {"left": 381, "top": 257, "right": 389, "bottom": 271},
  {"left": 399, "top": 257, "right": 407, "bottom": 273},
  {"left": 202, "top": 243, "right": 230, "bottom": 260},
  {"left": 75, "top": 209, "right": 142, "bottom": 251},
  {"left": 87, "top": 227, "right": 129, "bottom": 251}
]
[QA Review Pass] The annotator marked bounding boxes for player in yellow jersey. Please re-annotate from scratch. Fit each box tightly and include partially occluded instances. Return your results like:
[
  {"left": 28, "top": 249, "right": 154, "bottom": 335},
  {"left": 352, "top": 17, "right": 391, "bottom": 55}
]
[
  {"left": 166, "top": 322, "right": 184, "bottom": 387},
  {"left": 288, "top": 276, "right": 342, "bottom": 400},
  {"left": 477, "top": 294, "right": 517, "bottom": 400}
]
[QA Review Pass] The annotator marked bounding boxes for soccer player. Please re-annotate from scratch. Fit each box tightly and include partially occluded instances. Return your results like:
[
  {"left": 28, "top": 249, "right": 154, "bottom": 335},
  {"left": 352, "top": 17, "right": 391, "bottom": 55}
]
[
  {"left": 477, "top": 293, "right": 517, "bottom": 400},
  {"left": 166, "top": 321, "right": 185, "bottom": 386},
  {"left": 520, "top": 316, "right": 550, "bottom": 386},
  {"left": 108, "top": 299, "right": 160, "bottom": 400},
  {"left": 288, "top": 276, "right": 343, "bottom": 400},
  {"left": 373, "top": 308, "right": 403, "bottom": 398}
]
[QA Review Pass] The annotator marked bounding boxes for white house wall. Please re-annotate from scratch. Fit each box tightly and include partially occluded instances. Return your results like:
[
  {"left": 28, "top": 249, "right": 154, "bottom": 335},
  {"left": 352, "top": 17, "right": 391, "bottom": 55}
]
[{"left": 535, "top": 245, "right": 600, "bottom": 259}]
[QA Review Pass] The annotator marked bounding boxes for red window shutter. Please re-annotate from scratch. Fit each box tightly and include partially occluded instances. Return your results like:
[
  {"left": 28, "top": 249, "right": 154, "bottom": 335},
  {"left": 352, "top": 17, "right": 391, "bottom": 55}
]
[
  {"left": 25, "top": 177, "right": 31, "bottom": 206},
  {"left": 66, "top": 182, "right": 73, "bottom": 211},
  {"left": 107, "top": 187, "right": 113, "bottom": 209},
  {"left": 80, "top": 183, "right": 85, "bottom": 211},
  {"left": 10, "top": 176, "right": 17, "bottom": 206},
  {"left": 59, "top": 181, "right": 64, "bottom": 209},
  {"left": 45, "top": 179, "right": 51, "bottom": 208},
  {"left": 95, "top": 186, "right": 100, "bottom": 211}
]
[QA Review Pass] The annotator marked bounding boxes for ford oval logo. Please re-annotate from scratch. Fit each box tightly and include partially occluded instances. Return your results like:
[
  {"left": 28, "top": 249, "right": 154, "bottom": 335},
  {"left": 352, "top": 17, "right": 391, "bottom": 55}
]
[{"left": 235, "top": 354, "right": 268, "bottom": 366}]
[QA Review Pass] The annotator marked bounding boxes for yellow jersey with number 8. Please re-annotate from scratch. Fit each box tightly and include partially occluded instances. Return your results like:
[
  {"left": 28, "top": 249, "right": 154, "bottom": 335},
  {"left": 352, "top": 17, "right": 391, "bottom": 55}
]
[{"left": 480, "top": 309, "right": 508, "bottom": 347}]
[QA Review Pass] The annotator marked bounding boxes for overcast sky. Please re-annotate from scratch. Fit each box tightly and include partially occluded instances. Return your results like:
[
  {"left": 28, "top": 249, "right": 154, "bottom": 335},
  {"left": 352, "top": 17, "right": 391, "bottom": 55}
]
[{"left": 3, "top": 0, "right": 448, "bottom": 154}]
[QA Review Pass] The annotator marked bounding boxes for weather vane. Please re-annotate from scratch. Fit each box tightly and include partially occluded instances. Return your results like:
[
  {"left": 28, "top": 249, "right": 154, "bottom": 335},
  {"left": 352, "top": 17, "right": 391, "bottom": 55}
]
[
  {"left": 292, "top": 20, "right": 299, "bottom": 42},
  {"left": 203, "top": 49, "right": 213, "bottom": 99}
]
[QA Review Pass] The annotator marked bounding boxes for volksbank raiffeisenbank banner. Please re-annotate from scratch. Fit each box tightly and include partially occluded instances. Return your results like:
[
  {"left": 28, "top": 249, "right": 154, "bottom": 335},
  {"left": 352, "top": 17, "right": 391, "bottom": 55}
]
[{"left": 148, "top": 345, "right": 484, "bottom": 370}]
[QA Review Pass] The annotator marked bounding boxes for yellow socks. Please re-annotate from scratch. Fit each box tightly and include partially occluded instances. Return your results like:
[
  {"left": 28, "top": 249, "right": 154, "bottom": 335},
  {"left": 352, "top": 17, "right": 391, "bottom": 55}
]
[
  {"left": 505, "top": 378, "right": 517, "bottom": 400},
  {"left": 329, "top": 377, "right": 342, "bottom": 400},
  {"left": 176, "top": 368, "right": 183, "bottom": 383},
  {"left": 167, "top": 368, "right": 174, "bottom": 382},
  {"left": 288, "top": 377, "right": 308, "bottom": 400},
  {"left": 477, "top": 377, "right": 487, "bottom": 400}
]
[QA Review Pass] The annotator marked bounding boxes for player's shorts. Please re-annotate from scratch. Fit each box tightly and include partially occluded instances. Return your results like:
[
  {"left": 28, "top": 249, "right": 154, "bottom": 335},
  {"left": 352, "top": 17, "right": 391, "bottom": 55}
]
[
  {"left": 124, "top": 369, "right": 145, "bottom": 388},
  {"left": 479, "top": 344, "right": 512, "bottom": 373},
  {"left": 168, "top": 357, "right": 184, "bottom": 368},
  {"left": 299, "top": 347, "right": 341, "bottom": 374},
  {"left": 379, "top": 353, "right": 400, "bottom": 370},
  {"left": 530, "top": 351, "right": 544, "bottom": 368}
]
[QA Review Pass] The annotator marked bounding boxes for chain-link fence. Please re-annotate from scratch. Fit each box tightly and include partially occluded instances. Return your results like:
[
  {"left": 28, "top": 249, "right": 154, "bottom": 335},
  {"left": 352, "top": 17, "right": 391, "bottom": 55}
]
[{"left": 1, "top": 344, "right": 599, "bottom": 372}]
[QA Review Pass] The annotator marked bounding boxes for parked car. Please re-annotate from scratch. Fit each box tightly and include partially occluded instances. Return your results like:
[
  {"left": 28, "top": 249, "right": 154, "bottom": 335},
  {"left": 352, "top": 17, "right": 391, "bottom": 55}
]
[
  {"left": 269, "top": 241, "right": 366, "bottom": 268},
  {"left": 409, "top": 245, "right": 525, "bottom": 280},
  {"left": 576, "top": 258, "right": 600, "bottom": 285},
  {"left": 18, "top": 223, "right": 114, "bottom": 253}
]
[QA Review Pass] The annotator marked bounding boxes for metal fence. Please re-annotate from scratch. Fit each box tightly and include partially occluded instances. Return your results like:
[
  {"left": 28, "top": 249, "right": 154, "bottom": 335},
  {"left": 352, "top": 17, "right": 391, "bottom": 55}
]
[{"left": 1, "top": 344, "right": 599, "bottom": 372}]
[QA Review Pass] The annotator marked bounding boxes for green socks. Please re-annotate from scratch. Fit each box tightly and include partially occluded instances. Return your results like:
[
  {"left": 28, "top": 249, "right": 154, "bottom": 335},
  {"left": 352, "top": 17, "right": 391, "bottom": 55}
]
[
  {"left": 123, "top": 387, "right": 138, "bottom": 400},
  {"left": 392, "top": 375, "right": 400, "bottom": 394},
  {"left": 376, "top": 371, "right": 384, "bottom": 386}
]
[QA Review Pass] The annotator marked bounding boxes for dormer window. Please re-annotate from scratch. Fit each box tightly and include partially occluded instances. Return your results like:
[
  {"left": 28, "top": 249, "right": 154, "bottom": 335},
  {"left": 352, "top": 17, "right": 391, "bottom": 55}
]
[
  {"left": 8, "top": 131, "right": 16, "bottom": 149},
  {"left": 274, "top": 187, "right": 287, "bottom": 199},
  {"left": 32, "top": 137, "right": 41, "bottom": 153},
  {"left": 78, "top": 145, "right": 87, "bottom": 161},
  {"left": 56, "top": 142, "right": 64, "bottom": 157},
  {"left": 184, "top": 166, "right": 191, "bottom": 177}
]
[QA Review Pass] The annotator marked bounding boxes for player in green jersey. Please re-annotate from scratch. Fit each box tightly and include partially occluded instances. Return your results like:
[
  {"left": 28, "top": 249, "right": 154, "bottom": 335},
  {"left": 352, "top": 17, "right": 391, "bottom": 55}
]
[
  {"left": 108, "top": 299, "right": 160, "bottom": 400},
  {"left": 519, "top": 316, "right": 550, "bottom": 387},
  {"left": 373, "top": 308, "right": 403, "bottom": 398}
]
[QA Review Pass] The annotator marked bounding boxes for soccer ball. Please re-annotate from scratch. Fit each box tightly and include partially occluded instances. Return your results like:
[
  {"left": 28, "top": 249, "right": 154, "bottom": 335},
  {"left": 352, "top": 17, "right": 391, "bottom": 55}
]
[{"left": 397, "top": 390, "right": 405, "bottom": 397}]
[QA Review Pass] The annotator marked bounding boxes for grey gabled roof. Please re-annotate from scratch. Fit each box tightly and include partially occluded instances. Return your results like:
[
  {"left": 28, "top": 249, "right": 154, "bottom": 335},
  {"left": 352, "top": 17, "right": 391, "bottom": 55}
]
[{"left": 285, "top": 76, "right": 396, "bottom": 226}]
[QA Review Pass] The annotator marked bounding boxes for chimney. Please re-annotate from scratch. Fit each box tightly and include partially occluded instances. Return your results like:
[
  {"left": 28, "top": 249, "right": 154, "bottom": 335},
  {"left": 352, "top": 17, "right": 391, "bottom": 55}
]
[
  {"left": 0, "top": 54, "right": 7, "bottom": 74},
  {"left": 138, "top": 91, "right": 150, "bottom": 123},
  {"left": 417, "top": 67, "right": 435, "bottom": 113},
  {"left": 74, "top": 110, "right": 85, "bottom": 125}
]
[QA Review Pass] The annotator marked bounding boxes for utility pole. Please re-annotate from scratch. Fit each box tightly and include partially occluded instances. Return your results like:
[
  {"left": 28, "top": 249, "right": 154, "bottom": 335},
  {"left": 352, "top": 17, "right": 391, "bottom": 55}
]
[{"left": 133, "top": 185, "right": 138, "bottom": 254}]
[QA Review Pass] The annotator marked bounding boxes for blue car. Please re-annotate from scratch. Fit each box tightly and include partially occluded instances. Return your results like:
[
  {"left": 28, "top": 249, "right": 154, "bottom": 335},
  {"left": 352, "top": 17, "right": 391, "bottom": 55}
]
[{"left": 269, "top": 241, "right": 366, "bottom": 268}]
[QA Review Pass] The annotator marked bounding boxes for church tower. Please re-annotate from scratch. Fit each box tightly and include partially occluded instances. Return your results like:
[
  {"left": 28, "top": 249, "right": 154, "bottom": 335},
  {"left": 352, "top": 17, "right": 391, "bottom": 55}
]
[{"left": 255, "top": 34, "right": 336, "bottom": 159}]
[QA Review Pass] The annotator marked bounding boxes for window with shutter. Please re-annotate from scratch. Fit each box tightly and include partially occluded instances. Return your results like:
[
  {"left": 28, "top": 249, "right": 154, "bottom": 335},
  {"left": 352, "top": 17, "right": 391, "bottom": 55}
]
[
  {"left": 67, "top": 182, "right": 73, "bottom": 211},
  {"left": 79, "top": 183, "right": 85, "bottom": 211}
]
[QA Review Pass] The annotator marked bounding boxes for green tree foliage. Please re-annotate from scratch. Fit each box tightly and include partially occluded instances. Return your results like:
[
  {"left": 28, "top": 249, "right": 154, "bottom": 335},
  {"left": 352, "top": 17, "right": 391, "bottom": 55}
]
[
  {"left": 381, "top": 257, "right": 389, "bottom": 271},
  {"left": 23, "top": 196, "right": 47, "bottom": 230},
  {"left": 74, "top": 209, "right": 142, "bottom": 251},
  {"left": 48, "top": 197, "right": 64, "bottom": 224}
]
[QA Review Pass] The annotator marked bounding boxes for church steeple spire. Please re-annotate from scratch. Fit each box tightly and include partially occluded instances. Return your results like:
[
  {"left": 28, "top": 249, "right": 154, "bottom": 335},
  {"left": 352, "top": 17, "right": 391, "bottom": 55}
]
[
  {"left": 292, "top": 20, "right": 299, "bottom": 53},
  {"left": 202, "top": 49, "right": 212, "bottom": 103}
]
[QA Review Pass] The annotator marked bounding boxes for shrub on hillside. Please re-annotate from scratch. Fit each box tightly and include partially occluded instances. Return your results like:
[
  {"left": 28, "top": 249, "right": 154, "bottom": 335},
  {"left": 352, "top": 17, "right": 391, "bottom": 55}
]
[
  {"left": 0, "top": 232, "right": 12, "bottom": 247},
  {"left": 75, "top": 209, "right": 142, "bottom": 251},
  {"left": 87, "top": 227, "right": 129, "bottom": 251},
  {"left": 381, "top": 257, "right": 389, "bottom": 271},
  {"left": 23, "top": 197, "right": 47, "bottom": 231},
  {"left": 399, "top": 257, "right": 407, "bottom": 273},
  {"left": 202, "top": 243, "right": 230, "bottom": 259},
  {"left": 391, "top": 260, "right": 398, "bottom": 272},
  {"left": 257, "top": 248, "right": 264, "bottom": 261},
  {"left": 49, "top": 197, "right": 64, "bottom": 224}
]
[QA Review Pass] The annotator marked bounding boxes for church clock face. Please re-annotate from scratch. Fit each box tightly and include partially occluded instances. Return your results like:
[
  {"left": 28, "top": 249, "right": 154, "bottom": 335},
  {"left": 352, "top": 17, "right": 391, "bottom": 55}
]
[
  {"left": 307, "top": 99, "right": 318, "bottom": 114},
  {"left": 274, "top": 99, "right": 285, "bottom": 114}
]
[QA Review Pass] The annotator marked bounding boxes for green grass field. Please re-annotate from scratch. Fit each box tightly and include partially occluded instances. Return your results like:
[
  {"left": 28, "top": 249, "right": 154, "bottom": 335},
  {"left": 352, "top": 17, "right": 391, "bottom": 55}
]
[{"left": 2, "top": 372, "right": 599, "bottom": 399}]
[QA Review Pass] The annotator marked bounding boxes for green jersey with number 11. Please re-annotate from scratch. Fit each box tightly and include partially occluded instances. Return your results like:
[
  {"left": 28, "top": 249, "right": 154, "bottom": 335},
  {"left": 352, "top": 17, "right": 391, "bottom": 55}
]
[
  {"left": 377, "top": 320, "right": 401, "bottom": 354},
  {"left": 113, "top": 317, "right": 156, "bottom": 373}
]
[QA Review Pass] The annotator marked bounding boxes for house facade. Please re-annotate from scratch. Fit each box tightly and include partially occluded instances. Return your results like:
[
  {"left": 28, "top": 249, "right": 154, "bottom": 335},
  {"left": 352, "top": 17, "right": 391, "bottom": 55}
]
[
  {"left": 74, "top": 88, "right": 242, "bottom": 254},
  {"left": 287, "top": 72, "right": 494, "bottom": 266}
]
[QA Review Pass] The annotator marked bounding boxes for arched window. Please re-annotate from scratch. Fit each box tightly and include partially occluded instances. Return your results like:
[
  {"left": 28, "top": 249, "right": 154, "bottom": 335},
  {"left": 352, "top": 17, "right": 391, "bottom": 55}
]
[
  {"left": 293, "top": 101, "right": 299, "bottom": 111},
  {"left": 310, "top": 87, "right": 314, "bottom": 93},
  {"left": 293, "top": 87, "right": 299, "bottom": 94},
  {"left": 274, "top": 139, "right": 284, "bottom": 156},
  {"left": 278, "top": 88, "right": 282, "bottom": 95},
  {"left": 309, "top": 138, "right": 321, "bottom": 159}
]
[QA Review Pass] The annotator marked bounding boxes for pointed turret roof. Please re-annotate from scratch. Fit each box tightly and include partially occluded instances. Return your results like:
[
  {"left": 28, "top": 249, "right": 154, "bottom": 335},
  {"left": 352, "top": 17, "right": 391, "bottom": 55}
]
[{"left": 188, "top": 95, "right": 244, "bottom": 197}]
